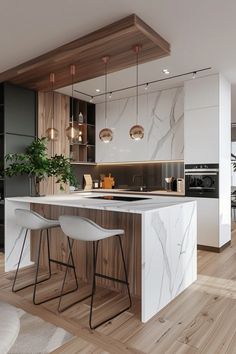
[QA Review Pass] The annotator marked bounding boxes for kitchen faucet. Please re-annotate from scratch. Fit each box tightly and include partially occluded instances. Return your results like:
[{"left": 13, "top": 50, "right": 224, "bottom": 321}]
[{"left": 132, "top": 175, "right": 146, "bottom": 190}]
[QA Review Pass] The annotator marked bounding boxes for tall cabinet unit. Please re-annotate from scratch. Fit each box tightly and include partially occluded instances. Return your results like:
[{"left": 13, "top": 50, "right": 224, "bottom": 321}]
[
  {"left": 184, "top": 74, "right": 231, "bottom": 249},
  {"left": 0, "top": 83, "right": 36, "bottom": 249}
]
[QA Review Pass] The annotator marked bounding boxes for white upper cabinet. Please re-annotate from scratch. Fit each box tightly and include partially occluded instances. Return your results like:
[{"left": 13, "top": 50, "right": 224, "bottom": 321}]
[
  {"left": 146, "top": 87, "right": 184, "bottom": 161},
  {"left": 96, "top": 87, "right": 184, "bottom": 163},
  {"left": 96, "top": 96, "right": 147, "bottom": 162},
  {"left": 184, "top": 74, "right": 221, "bottom": 164},
  {"left": 184, "top": 75, "right": 219, "bottom": 110},
  {"left": 184, "top": 106, "right": 219, "bottom": 164}
]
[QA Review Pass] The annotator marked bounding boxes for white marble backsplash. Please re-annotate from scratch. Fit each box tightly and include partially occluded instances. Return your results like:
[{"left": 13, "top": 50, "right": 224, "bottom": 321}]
[{"left": 96, "top": 87, "right": 184, "bottom": 162}]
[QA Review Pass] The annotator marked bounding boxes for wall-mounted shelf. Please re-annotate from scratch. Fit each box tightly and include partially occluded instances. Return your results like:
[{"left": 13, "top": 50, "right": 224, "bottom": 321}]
[{"left": 69, "top": 98, "right": 96, "bottom": 163}]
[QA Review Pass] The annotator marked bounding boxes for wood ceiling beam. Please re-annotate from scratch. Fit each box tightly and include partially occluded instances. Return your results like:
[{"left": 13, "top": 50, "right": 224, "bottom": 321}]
[{"left": 0, "top": 14, "right": 170, "bottom": 91}]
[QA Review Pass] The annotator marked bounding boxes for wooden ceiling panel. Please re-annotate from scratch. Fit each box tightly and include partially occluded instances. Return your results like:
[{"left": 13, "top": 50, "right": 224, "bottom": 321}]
[{"left": 0, "top": 14, "right": 170, "bottom": 91}]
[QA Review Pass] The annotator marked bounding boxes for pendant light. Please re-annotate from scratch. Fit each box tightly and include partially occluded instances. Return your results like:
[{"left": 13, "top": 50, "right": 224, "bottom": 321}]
[
  {"left": 45, "top": 73, "right": 59, "bottom": 141},
  {"left": 99, "top": 56, "right": 113, "bottom": 143},
  {"left": 129, "top": 45, "right": 144, "bottom": 141},
  {"left": 66, "top": 65, "right": 80, "bottom": 144}
]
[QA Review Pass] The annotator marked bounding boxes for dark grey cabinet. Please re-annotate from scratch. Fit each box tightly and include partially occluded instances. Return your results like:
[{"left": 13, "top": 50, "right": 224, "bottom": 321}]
[{"left": 0, "top": 83, "right": 36, "bottom": 249}]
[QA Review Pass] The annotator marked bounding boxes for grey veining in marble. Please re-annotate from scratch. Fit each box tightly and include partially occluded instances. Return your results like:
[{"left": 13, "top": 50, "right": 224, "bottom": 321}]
[
  {"left": 142, "top": 200, "right": 196, "bottom": 321},
  {"left": 96, "top": 87, "right": 184, "bottom": 162},
  {"left": 147, "top": 87, "right": 184, "bottom": 160}
]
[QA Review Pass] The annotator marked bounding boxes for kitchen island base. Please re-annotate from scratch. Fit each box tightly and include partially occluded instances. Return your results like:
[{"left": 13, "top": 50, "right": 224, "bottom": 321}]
[{"left": 5, "top": 195, "right": 197, "bottom": 322}]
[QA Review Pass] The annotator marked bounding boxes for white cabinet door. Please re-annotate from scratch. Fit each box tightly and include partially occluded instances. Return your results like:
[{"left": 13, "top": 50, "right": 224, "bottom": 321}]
[
  {"left": 184, "top": 106, "right": 219, "bottom": 164},
  {"left": 96, "top": 87, "right": 184, "bottom": 163},
  {"left": 96, "top": 97, "right": 147, "bottom": 162},
  {"left": 147, "top": 87, "right": 184, "bottom": 161},
  {"left": 184, "top": 75, "right": 219, "bottom": 111},
  {"left": 195, "top": 198, "right": 219, "bottom": 247}
]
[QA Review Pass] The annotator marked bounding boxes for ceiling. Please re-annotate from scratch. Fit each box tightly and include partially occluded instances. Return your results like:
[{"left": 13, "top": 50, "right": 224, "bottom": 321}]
[{"left": 1, "top": 0, "right": 236, "bottom": 113}]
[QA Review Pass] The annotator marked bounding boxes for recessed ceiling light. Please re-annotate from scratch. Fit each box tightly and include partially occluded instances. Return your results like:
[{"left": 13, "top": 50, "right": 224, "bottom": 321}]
[
  {"left": 95, "top": 88, "right": 100, "bottom": 92},
  {"left": 162, "top": 69, "right": 170, "bottom": 75}
]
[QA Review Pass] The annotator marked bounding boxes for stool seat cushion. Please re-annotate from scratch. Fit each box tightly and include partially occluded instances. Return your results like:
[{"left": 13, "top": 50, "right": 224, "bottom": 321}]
[
  {"left": 59, "top": 215, "right": 124, "bottom": 241},
  {"left": 15, "top": 209, "right": 60, "bottom": 230},
  {"left": 0, "top": 301, "right": 20, "bottom": 354}
]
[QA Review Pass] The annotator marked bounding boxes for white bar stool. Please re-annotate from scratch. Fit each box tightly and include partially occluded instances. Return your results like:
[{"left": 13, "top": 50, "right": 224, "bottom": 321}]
[
  {"left": 58, "top": 215, "right": 132, "bottom": 330},
  {"left": 12, "top": 209, "right": 78, "bottom": 305}
]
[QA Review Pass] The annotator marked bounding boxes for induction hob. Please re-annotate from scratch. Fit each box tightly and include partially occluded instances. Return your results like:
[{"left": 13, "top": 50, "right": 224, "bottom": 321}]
[{"left": 88, "top": 195, "right": 150, "bottom": 202}]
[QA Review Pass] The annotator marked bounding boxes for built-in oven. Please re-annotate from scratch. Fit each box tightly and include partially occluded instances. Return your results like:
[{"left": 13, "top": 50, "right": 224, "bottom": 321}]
[{"left": 185, "top": 164, "right": 219, "bottom": 198}]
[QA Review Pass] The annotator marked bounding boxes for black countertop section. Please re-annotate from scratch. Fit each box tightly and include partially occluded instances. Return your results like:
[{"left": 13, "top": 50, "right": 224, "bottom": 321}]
[{"left": 88, "top": 195, "right": 150, "bottom": 202}]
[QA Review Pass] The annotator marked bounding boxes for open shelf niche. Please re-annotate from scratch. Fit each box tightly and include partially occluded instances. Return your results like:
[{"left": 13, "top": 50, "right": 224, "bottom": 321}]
[{"left": 69, "top": 98, "right": 96, "bottom": 164}]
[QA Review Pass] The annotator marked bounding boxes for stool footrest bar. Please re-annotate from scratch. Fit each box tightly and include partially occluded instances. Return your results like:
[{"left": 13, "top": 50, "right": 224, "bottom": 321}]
[
  {"left": 49, "top": 259, "right": 75, "bottom": 268},
  {"left": 95, "top": 272, "right": 129, "bottom": 285}
]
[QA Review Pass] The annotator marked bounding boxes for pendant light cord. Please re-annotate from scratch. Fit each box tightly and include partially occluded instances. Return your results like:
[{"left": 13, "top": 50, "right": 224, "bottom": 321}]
[
  {"left": 49, "top": 72, "right": 55, "bottom": 157},
  {"left": 105, "top": 60, "right": 108, "bottom": 128},
  {"left": 51, "top": 75, "right": 54, "bottom": 130},
  {"left": 136, "top": 47, "right": 139, "bottom": 125},
  {"left": 71, "top": 65, "right": 75, "bottom": 127}
]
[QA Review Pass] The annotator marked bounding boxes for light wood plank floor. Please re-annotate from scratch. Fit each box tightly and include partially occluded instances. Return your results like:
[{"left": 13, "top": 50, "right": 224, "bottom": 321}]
[{"left": 1, "top": 231, "right": 236, "bottom": 354}]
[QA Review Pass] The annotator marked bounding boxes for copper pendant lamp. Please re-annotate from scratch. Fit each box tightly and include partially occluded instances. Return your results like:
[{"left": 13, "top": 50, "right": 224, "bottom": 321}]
[
  {"left": 129, "top": 45, "right": 144, "bottom": 141},
  {"left": 99, "top": 56, "right": 113, "bottom": 143}
]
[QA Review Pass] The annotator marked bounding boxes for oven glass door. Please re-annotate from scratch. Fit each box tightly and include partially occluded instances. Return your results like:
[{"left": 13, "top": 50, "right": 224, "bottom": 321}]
[{"left": 185, "top": 172, "right": 218, "bottom": 197}]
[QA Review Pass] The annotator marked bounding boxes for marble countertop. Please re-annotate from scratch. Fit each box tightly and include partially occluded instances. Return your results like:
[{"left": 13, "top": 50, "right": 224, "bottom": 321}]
[
  {"left": 6, "top": 192, "right": 194, "bottom": 214},
  {"left": 91, "top": 188, "right": 185, "bottom": 196}
]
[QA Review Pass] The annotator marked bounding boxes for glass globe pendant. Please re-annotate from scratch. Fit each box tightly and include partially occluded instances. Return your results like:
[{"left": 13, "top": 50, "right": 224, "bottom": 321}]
[
  {"left": 66, "top": 123, "right": 80, "bottom": 144},
  {"left": 129, "top": 45, "right": 144, "bottom": 141},
  {"left": 46, "top": 73, "right": 59, "bottom": 141},
  {"left": 46, "top": 127, "right": 59, "bottom": 141},
  {"left": 129, "top": 124, "right": 144, "bottom": 140},
  {"left": 99, "top": 56, "right": 113, "bottom": 143},
  {"left": 99, "top": 128, "right": 113, "bottom": 143},
  {"left": 66, "top": 65, "right": 80, "bottom": 143}
]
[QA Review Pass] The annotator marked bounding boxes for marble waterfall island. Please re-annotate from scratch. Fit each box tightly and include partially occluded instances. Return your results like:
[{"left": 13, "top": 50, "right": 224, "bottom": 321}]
[{"left": 5, "top": 193, "right": 197, "bottom": 322}]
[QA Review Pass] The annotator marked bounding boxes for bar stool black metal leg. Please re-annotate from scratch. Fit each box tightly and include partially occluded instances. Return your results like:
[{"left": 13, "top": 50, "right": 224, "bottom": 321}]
[
  {"left": 34, "top": 234, "right": 79, "bottom": 306},
  {"left": 12, "top": 228, "right": 28, "bottom": 292},
  {"left": 89, "top": 241, "right": 99, "bottom": 329},
  {"left": 57, "top": 237, "right": 81, "bottom": 312},
  {"left": 33, "top": 229, "right": 43, "bottom": 304},
  {"left": 89, "top": 236, "right": 132, "bottom": 330},
  {"left": 67, "top": 237, "right": 79, "bottom": 290},
  {"left": 46, "top": 229, "right": 52, "bottom": 277},
  {"left": 118, "top": 235, "right": 132, "bottom": 309}
]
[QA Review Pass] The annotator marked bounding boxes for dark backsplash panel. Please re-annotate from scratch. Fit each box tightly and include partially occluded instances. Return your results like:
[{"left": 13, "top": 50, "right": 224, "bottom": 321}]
[{"left": 72, "top": 162, "right": 184, "bottom": 190}]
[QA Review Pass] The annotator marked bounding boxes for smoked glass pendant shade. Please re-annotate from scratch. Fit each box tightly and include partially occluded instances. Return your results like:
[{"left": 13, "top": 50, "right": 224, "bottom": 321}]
[
  {"left": 99, "top": 128, "right": 113, "bottom": 143},
  {"left": 46, "top": 73, "right": 59, "bottom": 141},
  {"left": 129, "top": 124, "right": 144, "bottom": 141},
  {"left": 45, "top": 127, "right": 59, "bottom": 141},
  {"left": 66, "top": 123, "right": 80, "bottom": 144}
]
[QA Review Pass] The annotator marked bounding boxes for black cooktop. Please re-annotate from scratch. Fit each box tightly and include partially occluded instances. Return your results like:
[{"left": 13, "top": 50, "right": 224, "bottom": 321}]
[{"left": 88, "top": 196, "right": 150, "bottom": 202}]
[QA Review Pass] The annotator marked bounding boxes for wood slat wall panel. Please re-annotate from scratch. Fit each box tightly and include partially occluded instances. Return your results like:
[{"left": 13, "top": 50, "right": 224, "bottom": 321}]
[
  {"left": 31, "top": 204, "right": 141, "bottom": 297},
  {"left": 38, "top": 91, "right": 70, "bottom": 195}
]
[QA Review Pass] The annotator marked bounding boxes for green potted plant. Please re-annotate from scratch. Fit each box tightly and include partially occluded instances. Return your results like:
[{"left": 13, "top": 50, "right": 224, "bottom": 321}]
[{"left": 4, "top": 137, "right": 77, "bottom": 196}]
